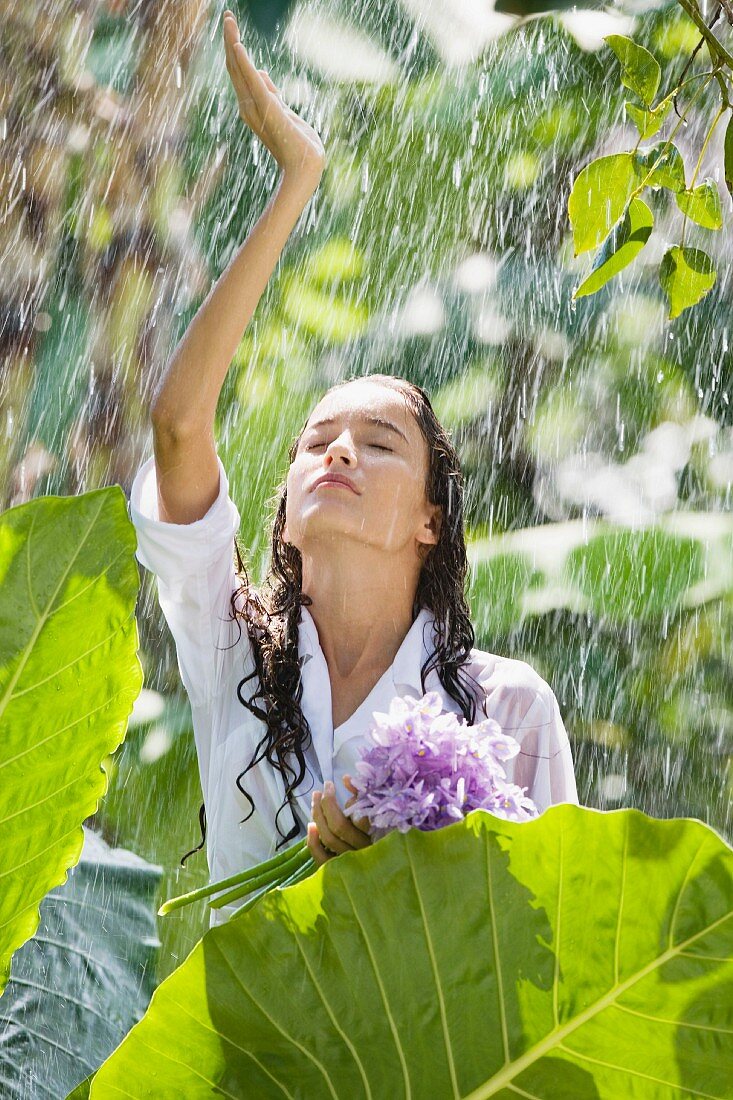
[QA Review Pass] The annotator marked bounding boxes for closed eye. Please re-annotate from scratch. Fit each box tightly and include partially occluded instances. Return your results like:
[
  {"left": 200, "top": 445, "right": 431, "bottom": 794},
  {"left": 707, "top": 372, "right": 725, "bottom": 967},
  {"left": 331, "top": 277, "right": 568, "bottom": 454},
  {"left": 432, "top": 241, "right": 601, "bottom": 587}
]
[{"left": 305, "top": 443, "right": 392, "bottom": 452}]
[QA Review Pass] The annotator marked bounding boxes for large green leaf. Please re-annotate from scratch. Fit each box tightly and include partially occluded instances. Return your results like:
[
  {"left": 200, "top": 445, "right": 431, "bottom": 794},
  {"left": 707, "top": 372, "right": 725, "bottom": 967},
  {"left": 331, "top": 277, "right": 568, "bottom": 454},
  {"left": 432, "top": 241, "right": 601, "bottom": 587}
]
[
  {"left": 0, "top": 828, "right": 160, "bottom": 1097},
  {"left": 0, "top": 488, "right": 142, "bottom": 995},
  {"left": 85, "top": 806, "right": 732, "bottom": 1097},
  {"left": 468, "top": 514, "right": 733, "bottom": 625},
  {"left": 573, "top": 197, "right": 653, "bottom": 299},
  {"left": 564, "top": 527, "right": 705, "bottom": 623},
  {"left": 568, "top": 153, "right": 641, "bottom": 255}
]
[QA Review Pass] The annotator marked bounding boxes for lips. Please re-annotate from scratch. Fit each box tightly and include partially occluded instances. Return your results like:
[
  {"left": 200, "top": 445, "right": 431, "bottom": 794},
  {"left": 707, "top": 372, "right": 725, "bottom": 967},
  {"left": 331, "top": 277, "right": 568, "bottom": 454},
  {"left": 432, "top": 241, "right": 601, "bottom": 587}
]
[{"left": 311, "top": 473, "right": 359, "bottom": 494}]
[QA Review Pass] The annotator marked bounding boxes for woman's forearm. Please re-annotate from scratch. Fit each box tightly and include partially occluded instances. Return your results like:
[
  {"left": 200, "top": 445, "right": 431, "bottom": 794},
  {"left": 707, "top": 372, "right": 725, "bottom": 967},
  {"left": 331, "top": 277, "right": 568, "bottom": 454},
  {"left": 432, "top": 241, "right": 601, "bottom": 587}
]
[{"left": 150, "top": 168, "right": 321, "bottom": 435}]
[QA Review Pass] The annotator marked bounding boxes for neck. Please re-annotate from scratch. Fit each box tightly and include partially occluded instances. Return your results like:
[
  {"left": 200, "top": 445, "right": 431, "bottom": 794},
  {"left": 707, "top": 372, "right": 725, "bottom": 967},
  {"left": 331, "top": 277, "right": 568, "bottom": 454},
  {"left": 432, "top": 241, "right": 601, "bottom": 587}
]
[{"left": 299, "top": 545, "right": 421, "bottom": 681}]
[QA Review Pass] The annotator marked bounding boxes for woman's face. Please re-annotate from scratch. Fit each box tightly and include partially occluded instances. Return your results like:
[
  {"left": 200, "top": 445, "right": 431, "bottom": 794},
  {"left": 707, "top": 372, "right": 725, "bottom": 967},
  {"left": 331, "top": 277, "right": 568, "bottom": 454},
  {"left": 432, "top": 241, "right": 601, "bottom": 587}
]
[{"left": 283, "top": 381, "right": 441, "bottom": 560}]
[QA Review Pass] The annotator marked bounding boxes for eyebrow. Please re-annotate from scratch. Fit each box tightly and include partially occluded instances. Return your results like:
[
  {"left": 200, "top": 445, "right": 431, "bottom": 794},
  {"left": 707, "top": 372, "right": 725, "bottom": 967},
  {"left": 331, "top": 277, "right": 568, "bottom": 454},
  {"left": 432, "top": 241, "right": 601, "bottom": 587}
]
[{"left": 305, "top": 415, "right": 409, "bottom": 444}]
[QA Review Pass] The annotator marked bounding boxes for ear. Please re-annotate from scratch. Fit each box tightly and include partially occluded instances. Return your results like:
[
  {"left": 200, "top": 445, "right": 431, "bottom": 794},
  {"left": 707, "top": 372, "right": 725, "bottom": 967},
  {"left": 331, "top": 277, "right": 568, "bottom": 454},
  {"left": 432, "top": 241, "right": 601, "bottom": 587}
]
[
  {"left": 282, "top": 523, "right": 289, "bottom": 544},
  {"left": 419, "top": 504, "right": 442, "bottom": 547}
]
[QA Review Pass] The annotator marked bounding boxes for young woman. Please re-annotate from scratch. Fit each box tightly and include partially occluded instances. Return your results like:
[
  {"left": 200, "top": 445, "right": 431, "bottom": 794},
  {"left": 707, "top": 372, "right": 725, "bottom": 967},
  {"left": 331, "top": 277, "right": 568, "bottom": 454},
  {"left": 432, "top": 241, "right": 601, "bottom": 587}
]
[{"left": 129, "top": 11, "right": 578, "bottom": 927}]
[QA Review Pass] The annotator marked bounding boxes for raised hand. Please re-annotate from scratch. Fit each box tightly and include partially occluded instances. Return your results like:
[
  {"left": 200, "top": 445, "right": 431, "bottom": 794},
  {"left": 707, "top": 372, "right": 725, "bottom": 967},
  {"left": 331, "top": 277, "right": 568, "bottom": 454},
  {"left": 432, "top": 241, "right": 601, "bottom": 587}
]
[
  {"left": 307, "top": 775, "right": 373, "bottom": 865},
  {"left": 222, "top": 10, "right": 325, "bottom": 180}
]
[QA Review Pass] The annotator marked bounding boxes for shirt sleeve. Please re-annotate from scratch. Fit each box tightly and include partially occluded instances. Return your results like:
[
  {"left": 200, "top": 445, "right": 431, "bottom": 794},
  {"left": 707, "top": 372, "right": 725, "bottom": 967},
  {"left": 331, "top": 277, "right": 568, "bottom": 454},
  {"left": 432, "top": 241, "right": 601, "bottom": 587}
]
[
  {"left": 473, "top": 654, "right": 579, "bottom": 814},
  {"left": 511, "top": 683, "right": 579, "bottom": 814},
  {"left": 128, "top": 453, "right": 245, "bottom": 714}
]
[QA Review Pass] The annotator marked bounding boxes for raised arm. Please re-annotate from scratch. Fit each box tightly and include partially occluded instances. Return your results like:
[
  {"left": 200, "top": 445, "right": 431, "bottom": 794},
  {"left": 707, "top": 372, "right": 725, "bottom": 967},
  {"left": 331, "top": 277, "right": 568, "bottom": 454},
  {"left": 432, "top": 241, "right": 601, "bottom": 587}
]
[{"left": 150, "top": 10, "right": 325, "bottom": 525}]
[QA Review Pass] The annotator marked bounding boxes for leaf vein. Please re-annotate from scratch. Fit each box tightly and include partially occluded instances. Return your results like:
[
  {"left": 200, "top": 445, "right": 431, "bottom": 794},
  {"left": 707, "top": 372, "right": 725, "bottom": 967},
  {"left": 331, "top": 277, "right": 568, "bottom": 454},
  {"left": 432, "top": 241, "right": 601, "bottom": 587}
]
[
  {"left": 291, "top": 925, "right": 373, "bottom": 1099},
  {"left": 556, "top": 1041, "right": 725, "bottom": 1098},
  {"left": 486, "top": 832, "right": 509, "bottom": 1065},
  {"left": 10, "top": 628, "right": 122, "bottom": 699},
  {"left": 169, "top": 995, "right": 295, "bottom": 1099},
  {"left": 404, "top": 834, "right": 460, "bottom": 1099},
  {"left": 130, "top": 1032, "right": 241, "bottom": 1098},
  {"left": 668, "top": 837, "right": 709, "bottom": 949},
  {"left": 210, "top": 931, "right": 341, "bottom": 1099},
  {"left": 0, "top": 687, "right": 132, "bottom": 772},
  {"left": 341, "top": 874, "right": 412, "bottom": 1100},
  {"left": 614, "top": 1001, "right": 733, "bottom": 1034},
  {"left": 0, "top": 494, "right": 109, "bottom": 721}
]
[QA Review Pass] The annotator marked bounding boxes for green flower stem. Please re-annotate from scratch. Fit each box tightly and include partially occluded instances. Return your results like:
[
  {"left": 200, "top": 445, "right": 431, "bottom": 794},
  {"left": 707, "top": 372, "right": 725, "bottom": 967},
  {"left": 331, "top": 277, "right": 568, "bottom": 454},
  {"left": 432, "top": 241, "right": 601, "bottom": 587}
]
[
  {"left": 220, "top": 859, "right": 319, "bottom": 921},
  {"left": 158, "top": 838, "right": 308, "bottom": 916},
  {"left": 208, "top": 846, "right": 312, "bottom": 910},
  {"left": 277, "top": 857, "right": 317, "bottom": 890}
]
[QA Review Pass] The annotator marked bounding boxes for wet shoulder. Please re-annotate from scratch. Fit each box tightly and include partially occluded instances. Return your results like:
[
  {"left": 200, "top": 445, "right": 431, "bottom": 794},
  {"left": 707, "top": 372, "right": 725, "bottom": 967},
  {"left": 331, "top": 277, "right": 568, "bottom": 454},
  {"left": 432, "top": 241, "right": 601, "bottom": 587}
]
[{"left": 463, "top": 645, "right": 555, "bottom": 728}]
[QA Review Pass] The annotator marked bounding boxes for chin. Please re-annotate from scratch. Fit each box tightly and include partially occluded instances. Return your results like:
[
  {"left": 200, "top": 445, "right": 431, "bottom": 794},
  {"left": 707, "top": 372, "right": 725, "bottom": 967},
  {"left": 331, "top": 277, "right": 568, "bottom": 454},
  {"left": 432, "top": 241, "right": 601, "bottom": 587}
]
[{"left": 298, "top": 516, "right": 367, "bottom": 546}]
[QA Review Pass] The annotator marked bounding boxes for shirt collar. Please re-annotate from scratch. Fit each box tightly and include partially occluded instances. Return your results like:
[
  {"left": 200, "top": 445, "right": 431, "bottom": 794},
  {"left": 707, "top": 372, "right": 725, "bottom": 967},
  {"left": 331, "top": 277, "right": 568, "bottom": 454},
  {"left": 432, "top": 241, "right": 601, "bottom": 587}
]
[{"left": 297, "top": 603, "right": 437, "bottom": 698}]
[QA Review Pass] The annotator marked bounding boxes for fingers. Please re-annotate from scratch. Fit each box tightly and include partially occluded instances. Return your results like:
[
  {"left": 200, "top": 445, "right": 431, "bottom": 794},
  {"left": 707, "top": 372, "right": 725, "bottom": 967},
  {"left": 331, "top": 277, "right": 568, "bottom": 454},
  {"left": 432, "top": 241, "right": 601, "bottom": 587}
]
[
  {"left": 225, "top": 23, "right": 261, "bottom": 88},
  {"left": 312, "top": 781, "right": 372, "bottom": 852},
  {"left": 343, "top": 775, "right": 372, "bottom": 835},
  {"left": 307, "top": 822, "right": 334, "bottom": 866},
  {"left": 258, "top": 69, "right": 280, "bottom": 96},
  {"left": 222, "top": 12, "right": 270, "bottom": 111}
]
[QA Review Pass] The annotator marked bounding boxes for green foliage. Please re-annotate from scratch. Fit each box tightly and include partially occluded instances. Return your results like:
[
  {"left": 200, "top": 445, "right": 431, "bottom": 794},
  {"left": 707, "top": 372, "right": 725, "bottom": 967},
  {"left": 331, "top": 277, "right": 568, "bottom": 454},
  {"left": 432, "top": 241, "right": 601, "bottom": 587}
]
[
  {"left": 605, "top": 35, "right": 661, "bottom": 107},
  {"left": 634, "top": 140, "right": 686, "bottom": 192},
  {"left": 660, "top": 246, "right": 717, "bottom": 320},
  {"left": 495, "top": 0, "right": 593, "bottom": 10},
  {"left": 278, "top": 274, "right": 370, "bottom": 342},
  {"left": 84, "top": 806, "right": 733, "bottom": 1097},
  {"left": 468, "top": 553, "right": 543, "bottom": 636},
  {"left": 468, "top": 517, "right": 732, "bottom": 624},
  {"left": 568, "top": 153, "right": 641, "bottom": 256},
  {"left": 567, "top": 32, "right": 728, "bottom": 317},
  {"left": 94, "top": 695, "right": 213, "bottom": 984},
  {"left": 564, "top": 528, "right": 704, "bottom": 623},
  {"left": 0, "top": 489, "right": 142, "bottom": 996},
  {"left": 675, "top": 179, "right": 723, "bottom": 229},
  {"left": 573, "top": 197, "right": 653, "bottom": 300},
  {"left": 625, "top": 95, "right": 672, "bottom": 140},
  {"left": 431, "top": 358, "right": 504, "bottom": 429}
]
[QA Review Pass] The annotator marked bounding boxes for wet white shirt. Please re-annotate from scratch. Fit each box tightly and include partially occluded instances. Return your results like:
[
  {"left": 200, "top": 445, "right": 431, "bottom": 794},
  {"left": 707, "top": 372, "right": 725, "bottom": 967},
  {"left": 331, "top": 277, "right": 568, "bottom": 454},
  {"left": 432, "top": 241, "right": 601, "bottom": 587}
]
[{"left": 129, "top": 452, "right": 579, "bottom": 927}]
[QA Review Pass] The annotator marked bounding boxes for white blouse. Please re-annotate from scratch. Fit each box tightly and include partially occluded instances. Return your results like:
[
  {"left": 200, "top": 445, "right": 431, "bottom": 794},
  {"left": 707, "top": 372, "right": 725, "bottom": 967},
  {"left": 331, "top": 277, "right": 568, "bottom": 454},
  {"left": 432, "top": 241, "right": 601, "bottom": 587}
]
[{"left": 129, "top": 452, "right": 579, "bottom": 927}]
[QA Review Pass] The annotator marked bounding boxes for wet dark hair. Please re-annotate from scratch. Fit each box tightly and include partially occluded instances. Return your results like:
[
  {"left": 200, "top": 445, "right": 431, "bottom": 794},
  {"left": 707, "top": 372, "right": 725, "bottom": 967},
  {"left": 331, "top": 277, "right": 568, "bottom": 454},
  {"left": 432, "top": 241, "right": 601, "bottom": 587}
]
[{"left": 180, "top": 373, "right": 488, "bottom": 865}]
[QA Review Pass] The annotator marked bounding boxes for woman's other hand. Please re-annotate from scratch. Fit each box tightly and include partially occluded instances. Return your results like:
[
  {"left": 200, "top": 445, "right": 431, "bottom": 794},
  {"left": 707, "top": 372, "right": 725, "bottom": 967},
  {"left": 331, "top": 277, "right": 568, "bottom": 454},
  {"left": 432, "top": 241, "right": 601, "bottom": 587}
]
[
  {"left": 222, "top": 10, "right": 325, "bottom": 180},
  {"left": 307, "top": 776, "right": 372, "bottom": 865}
]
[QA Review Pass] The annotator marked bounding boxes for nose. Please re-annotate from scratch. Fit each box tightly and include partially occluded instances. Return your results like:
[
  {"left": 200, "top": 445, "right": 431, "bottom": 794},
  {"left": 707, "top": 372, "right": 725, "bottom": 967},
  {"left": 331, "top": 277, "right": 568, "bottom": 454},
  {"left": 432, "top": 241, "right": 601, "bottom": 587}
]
[{"left": 324, "top": 432, "right": 356, "bottom": 465}]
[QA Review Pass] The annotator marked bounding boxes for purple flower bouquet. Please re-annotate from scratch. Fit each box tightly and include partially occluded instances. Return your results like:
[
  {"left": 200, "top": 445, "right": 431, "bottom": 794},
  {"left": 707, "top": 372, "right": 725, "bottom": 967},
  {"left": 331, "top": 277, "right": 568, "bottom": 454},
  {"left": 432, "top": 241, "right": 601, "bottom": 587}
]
[
  {"left": 160, "top": 691, "right": 537, "bottom": 917},
  {"left": 346, "top": 690, "right": 538, "bottom": 840}
]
